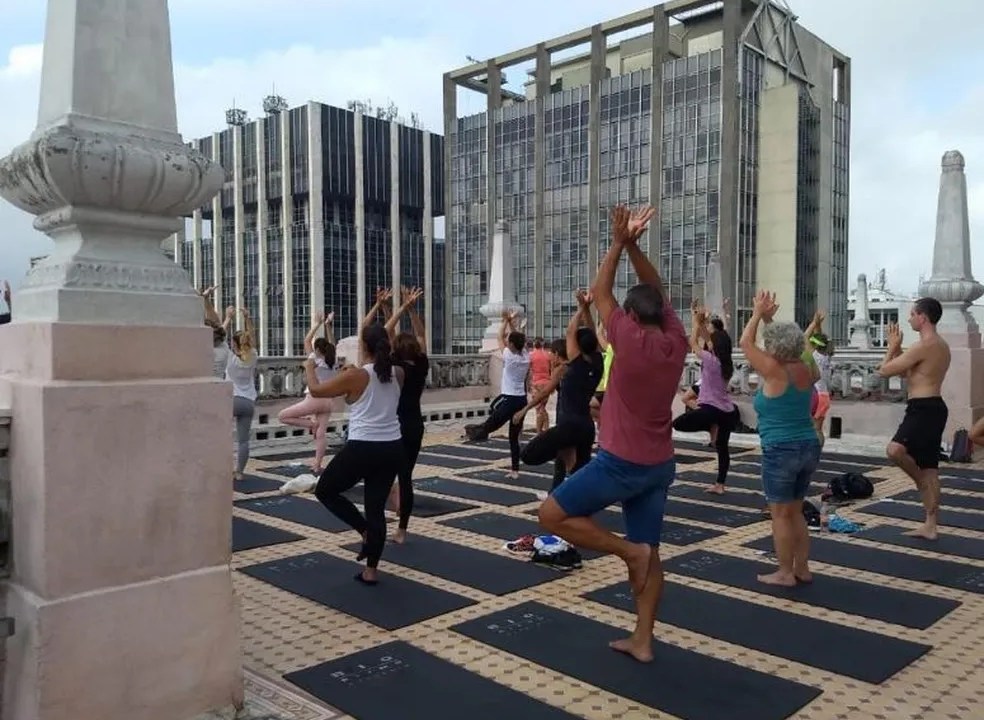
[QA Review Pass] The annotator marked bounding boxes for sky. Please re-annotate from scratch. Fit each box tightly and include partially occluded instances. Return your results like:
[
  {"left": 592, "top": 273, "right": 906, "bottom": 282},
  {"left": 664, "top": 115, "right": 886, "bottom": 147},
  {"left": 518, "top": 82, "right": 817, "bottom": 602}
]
[{"left": 0, "top": 0, "right": 982, "bottom": 297}]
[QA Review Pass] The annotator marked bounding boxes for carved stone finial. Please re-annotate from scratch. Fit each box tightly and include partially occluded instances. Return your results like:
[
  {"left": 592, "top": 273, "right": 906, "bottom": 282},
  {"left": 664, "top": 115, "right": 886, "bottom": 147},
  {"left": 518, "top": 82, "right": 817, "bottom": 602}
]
[
  {"left": 849, "top": 273, "right": 872, "bottom": 349},
  {"left": 479, "top": 222, "right": 524, "bottom": 350},
  {"left": 0, "top": 0, "right": 223, "bottom": 326}
]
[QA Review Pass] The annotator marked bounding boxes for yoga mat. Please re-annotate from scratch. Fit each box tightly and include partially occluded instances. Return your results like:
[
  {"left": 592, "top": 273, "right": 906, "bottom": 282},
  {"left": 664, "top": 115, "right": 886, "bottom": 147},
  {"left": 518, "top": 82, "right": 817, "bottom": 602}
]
[
  {"left": 939, "top": 474, "right": 984, "bottom": 493},
  {"left": 677, "top": 470, "right": 765, "bottom": 493},
  {"left": 665, "top": 498, "right": 764, "bottom": 528},
  {"left": 856, "top": 524, "right": 984, "bottom": 561},
  {"left": 818, "top": 460, "right": 881, "bottom": 475},
  {"left": 452, "top": 601, "right": 821, "bottom": 720},
  {"left": 674, "top": 439, "right": 754, "bottom": 455},
  {"left": 664, "top": 550, "right": 960, "bottom": 629},
  {"left": 284, "top": 641, "right": 578, "bottom": 720},
  {"left": 340, "top": 486, "right": 478, "bottom": 518},
  {"left": 416, "top": 453, "right": 489, "bottom": 470},
  {"left": 234, "top": 474, "right": 285, "bottom": 494},
  {"left": 459, "top": 469, "right": 554, "bottom": 492},
  {"left": 745, "top": 535, "right": 984, "bottom": 595},
  {"left": 438, "top": 512, "right": 604, "bottom": 560},
  {"left": 253, "top": 450, "right": 312, "bottom": 462},
  {"left": 857, "top": 502, "right": 984, "bottom": 533},
  {"left": 414, "top": 476, "right": 538, "bottom": 506},
  {"left": 672, "top": 483, "right": 765, "bottom": 510},
  {"left": 426, "top": 444, "right": 509, "bottom": 462},
  {"left": 585, "top": 580, "right": 931, "bottom": 684},
  {"left": 822, "top": 452, "right": 893, "bottom": 467},
  {"left": 341, "top": 536, "right": 558, "bottom": 595},
  {"left": 675, "top": 452, "right": 717, "bottom": 465},
  {"left": 232, "top": 516, "right": 304, "bottom": 552},
  {"left": 935, "top": 465, "right": 984, "bottom": 480},
  {"left": 235, "top": 496, "right": 350, "bottom": 533},
  {"left": 240, "top": 552, "right": 475, "bottom": 630},
  {"left": 265, "top": 464, "right": 313, "bottom": 479},
  {"left": 892, "top": 489, "right": 984, "bottom": 512},
  {"left": 520, "top": 508, "right": 724, "bottom": 546}
]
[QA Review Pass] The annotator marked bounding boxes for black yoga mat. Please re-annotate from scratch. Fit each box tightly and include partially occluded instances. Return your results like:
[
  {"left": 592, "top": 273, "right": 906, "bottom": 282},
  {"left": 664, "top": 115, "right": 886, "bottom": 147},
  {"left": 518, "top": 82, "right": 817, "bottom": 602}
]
[
  {"left": 822, "top": 452, "right": 893, "bottom": 467},
  {"left": 254, "top": 450, "right": 311, "bottom": 462},
  {"left": 892, "top": 489, "right": 984, "bottom": 512},
  {"left": 729, "top": 460, "right": 882, "bottom": 485},
  {"left": 426, "top": 444, "right": 509, "bottom": 462},
  {"left": 674, "top": 439, "right": 754, "bottom": 455},
  {"left": 818, "top": 460, "right": 881, "bottom": 475},
  {"left": 459, "top": 468, "right": 553, "bottom": 492},
  {"left": 265, "top": 464, "right": 313, "bottom": 479},
  {"left": 416, "top": 453, "right": 488, "bottom": 470},
  {"left": 521, "top": 507, "right": 723, "bottom": 546},
  {"left": 857, "top": 502, "right": 984, "bottom": 533},
  {"left": 675, "top": 452, "right": 717, "bottom": 465},
  {"left": 234, "top": 473, "right": 286, "bottom": 494},
  {"left": 677, "top": 470, "right": 764, "bottom": 493},
  {"left": 340, "top": 486, "right": 478, "bottom": 518},
  {"left": 232, "top": 516, "right": 304, "bottom": 552},
  {"left": 284, "top": 641, "right": 578, "bottom": 720},
  {"left": 857, "top": 524, "right": 984, "bottom": 561},
  {"left": 665, "top": 498, "right": 764, "bottom": 528},
  {"left": 745, "top": 535, "right": 984, "bottom": 595},
  {"left": 936, "top": 465, "right": 984, "bottom": 480},
  {"left": 664, "top": 550, "right": 960, "bottom": 630},
  {"left": 341, "top": 535, "right": 558, "bottom": 595},
  {"left": 453, "top": 601, "right": 820, "bottom": 720},
  {"left": 939, "top": 474, "right": 984, "bottom": 493},
  {"left": 235, "top": 496, "right": 349, "bottom": 533},
  {"left": 240, "top": 552, "right": 475, "bottom": 630},
  {"left": 437, "top": 512, "right": 604, "bottom": 560},
  {"left": 585, "top": 580, "right": 931, "bottom": 684},
  {"left": 672, "top": 483, "right": 765, "bottom": 510},
  {"left": 414, "top": 476, "right": 538, "bottom": 506}
]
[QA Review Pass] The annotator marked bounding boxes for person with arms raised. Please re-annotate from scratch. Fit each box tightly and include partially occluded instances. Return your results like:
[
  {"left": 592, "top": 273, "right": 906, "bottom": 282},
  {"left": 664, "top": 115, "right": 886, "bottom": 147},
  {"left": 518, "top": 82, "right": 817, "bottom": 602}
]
[{"left": 537, "top": 204, "right": 688, "bottom": 663}]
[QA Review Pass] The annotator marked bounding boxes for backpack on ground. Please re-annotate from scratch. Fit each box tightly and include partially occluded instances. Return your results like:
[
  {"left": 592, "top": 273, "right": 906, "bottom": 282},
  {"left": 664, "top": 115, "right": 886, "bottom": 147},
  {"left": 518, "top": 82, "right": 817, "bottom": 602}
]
[
  {"left": 949, "top": 428, "right": 973, "bottom": 463},
  {"left": 802, "top": 499, "right": 821, "bottom": 528},
  {"left": 824, "top": 472, "right": 874, "bottom": 501}
]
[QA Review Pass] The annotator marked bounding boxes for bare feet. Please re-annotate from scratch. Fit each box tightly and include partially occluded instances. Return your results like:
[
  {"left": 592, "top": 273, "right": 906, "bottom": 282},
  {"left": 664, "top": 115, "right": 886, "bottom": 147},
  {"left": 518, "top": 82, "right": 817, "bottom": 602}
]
[
  {"left": 757, "top": 570, "right": 797, "bottom": 587},
  {"left": 904, "top": 524, "right": 939, "bottom": 541},
  {"left": 609, "top": 637, "right": 654, "bottom": 663},
  {"left": 392, "top": 528, "right": 407, "bottom": 544},
  {"left": 706, "top": 484, "right": 725, "bottom": 495},
  {"left": 623, "top": 543, "right": 653, "bottom": 594},
  {"left": 794, "top": 571, "right": 814, "bottom": 584},
  {"left": 507, "top": 470, "right": 520, "bottom": 480}
]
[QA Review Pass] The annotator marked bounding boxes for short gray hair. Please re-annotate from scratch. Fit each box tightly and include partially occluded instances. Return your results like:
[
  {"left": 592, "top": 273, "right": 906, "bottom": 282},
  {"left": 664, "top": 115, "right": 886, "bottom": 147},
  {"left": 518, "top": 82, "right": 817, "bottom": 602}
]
[{"left": 762, "top": 321, "right": 805, "bottom": 362}]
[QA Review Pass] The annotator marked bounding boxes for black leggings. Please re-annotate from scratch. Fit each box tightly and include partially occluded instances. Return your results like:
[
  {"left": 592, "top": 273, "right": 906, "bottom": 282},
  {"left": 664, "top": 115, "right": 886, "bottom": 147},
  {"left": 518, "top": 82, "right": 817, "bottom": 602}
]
[
  {"left": 314, "top": 439, "right": 405, "bottom": 568},
  {"left": 471, "top": 394, "right": 527, "bottom": 470},
  {"left": 521, "top": 417, "right": 596, "bottom": 491},
  {"left": 672, "top": 404, "right": 739, "bottom": 486},
  {"left": 397, "top": 418, "right": 425, "bottom": 530}
]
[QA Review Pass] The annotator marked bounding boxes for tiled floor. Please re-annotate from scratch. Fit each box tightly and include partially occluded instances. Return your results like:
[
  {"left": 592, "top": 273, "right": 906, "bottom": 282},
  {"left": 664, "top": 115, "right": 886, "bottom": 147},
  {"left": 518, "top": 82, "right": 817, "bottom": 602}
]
[{"left": 233, "top": 429, "right": 984, "bottom": 720}]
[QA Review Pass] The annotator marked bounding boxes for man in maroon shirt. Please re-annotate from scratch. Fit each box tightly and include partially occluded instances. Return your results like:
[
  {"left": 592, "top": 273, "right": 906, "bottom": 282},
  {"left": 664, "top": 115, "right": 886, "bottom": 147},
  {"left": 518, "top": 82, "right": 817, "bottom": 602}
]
[{"left": 538, "top": 204, "right": 688, "bottom": 663}]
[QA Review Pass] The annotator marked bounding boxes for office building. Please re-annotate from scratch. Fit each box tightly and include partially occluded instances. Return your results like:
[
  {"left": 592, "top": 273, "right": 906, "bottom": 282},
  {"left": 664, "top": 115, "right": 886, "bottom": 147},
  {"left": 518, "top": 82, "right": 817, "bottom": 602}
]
[
  {"left": 170, "top": 99, "right": 446, "bottom": 355},
  {"left": 444, "top": 0, "right": 850, "bottom": 351}
]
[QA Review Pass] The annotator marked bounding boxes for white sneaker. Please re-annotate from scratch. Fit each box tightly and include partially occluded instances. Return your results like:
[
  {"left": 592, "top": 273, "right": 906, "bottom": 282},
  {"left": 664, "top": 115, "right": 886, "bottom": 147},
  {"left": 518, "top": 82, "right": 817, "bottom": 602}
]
[{"left": 280, "top": 474, "right": 318, "bottom": 495}]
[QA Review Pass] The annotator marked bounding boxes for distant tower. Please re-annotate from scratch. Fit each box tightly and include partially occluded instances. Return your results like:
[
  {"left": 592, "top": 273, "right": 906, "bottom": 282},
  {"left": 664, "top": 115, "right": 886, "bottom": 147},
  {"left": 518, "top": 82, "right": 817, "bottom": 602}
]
[
  {"left": 263, "top": 92, "right": 288, "bottom": 115},
  {"left": 225, "top": 101, "right": 247, "bottom": 126}
]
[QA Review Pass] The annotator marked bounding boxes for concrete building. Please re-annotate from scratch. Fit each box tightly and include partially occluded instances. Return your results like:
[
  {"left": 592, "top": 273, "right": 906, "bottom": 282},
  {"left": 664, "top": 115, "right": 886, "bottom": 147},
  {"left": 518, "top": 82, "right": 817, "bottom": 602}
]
[
  {"left": 170, "top": 100, "right": 447, "bottom": 354},
  {"left": 444, "top": 0, "right": 851, "bottom": 352}
]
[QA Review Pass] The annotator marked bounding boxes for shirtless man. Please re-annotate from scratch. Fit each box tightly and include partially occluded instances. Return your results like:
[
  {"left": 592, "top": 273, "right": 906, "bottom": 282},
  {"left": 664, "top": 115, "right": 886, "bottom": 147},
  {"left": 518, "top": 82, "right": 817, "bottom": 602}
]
[{"left": 877, "top": 297, "right": 951, "bottom": 540}]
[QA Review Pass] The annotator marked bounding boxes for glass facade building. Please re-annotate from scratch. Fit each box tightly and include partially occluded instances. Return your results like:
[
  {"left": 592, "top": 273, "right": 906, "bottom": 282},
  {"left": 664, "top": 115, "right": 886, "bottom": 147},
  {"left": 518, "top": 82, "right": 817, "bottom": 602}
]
[
  {"left": 445, "top": 0, "right": 851, "bottom": 350},
  {"left": 171, "top": 101, "right": 446, "bottom": 355}
]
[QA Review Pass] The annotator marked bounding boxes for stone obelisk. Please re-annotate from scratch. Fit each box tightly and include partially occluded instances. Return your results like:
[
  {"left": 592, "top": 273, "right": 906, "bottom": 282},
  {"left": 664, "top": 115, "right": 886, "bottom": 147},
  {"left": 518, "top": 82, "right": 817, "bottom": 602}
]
[
  {"left": 0, "top": 2, "right": 241, "bottom": 719},
  {"left": 919, "top": 150, "right": 984, "bottom": 434},
  {"left": 478, "top": 221, "right": 525, "bottom": 392},
  {"left": 849, "top": 274, "right": 873, "bottom": 349},
  {"left": 703, "top": 252, "right": 725, "bottom": 321}
]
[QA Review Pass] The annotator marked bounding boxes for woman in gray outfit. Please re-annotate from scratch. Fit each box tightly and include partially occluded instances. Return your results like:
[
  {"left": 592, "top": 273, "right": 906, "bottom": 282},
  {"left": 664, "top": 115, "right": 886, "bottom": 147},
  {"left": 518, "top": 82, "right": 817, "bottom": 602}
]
[{"left": 226, "top": 307, "right": 258, "bottom": 481}]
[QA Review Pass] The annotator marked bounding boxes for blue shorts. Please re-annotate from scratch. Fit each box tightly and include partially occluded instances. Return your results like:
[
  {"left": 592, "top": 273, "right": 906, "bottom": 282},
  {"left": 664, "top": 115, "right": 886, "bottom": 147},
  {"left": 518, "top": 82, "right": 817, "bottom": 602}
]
[
  {"left": 551, "top": 449, "right": 675, "bottom": 546},
  {"left": 760, "top": 439, "right": 822, "bottom": 503}
]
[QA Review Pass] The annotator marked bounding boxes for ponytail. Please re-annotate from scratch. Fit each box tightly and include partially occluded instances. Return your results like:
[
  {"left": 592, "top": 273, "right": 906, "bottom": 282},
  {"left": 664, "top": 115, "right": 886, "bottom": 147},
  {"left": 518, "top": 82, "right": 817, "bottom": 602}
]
[{"left": 361, "top": 323, "right": 394, "bottom": 383}]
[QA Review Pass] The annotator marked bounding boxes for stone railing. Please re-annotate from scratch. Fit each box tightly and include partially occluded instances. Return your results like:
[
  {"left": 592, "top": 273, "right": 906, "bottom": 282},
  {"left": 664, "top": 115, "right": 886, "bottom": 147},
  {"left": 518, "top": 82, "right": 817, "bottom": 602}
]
[
  {"left": 681, "top": 349, "right": 906, "bottom": 402},
  {"left": 0, "top": 409, "right": 9, "bottom": 580},
  {"left": 256, "top": 354, "right": 491, "bottom": 402}
]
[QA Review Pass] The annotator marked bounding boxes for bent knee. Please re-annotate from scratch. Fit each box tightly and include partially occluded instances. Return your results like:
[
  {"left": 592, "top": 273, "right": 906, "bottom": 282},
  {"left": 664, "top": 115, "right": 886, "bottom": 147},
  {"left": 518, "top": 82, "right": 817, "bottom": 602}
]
[
  {"left": 886, "top": 442, "right": 906, "bottom": 461},
  {"left": 538, "top": 497, "right": 566, "bottom": 529}
]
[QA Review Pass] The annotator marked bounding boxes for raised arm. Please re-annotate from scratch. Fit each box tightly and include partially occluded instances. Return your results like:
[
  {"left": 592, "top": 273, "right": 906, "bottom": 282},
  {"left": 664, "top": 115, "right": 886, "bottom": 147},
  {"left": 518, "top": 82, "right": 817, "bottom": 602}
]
[
  {"left": 567, "top": 289, "right": 593, "bottom": 361},
  {"left": 622, "top": 206, "right": 664, "bottom": 301},
  {"left": 323, "top": 311, "right": 336, "bottom": 346},
  {"left": 739, "top": 290, "right": 782, "bottom": 377},
  {"left": 222, "top": 305, "right": 235, "bottom": 336},
  {"left": 498, "top": 310, "right": 519, "bottom": 351},
  {"left": 592, "top": 207, "right": 630, "bottom": 325},
  {"left": 239, "top": 306, "right": 255, "bottom": 347},
  {"left": 689, "top": 299, "right": 710, "bottom": 356},
  {"left": 362, "top": 288, "right": 391, "bottom": 330},
  {"left": 305, "top": 360, "right": 360, "bottom": 400},
  {"left": 304, "top": 311, "right": 324, "bottom": 354},
  {"left": 199, "top": 286, "right": 222, "bottom": 327},
  {"left": 803, "top": 309, "right": 824, "bottom": 351},
  {"left": 596, "top": 321, "right": 609, "bottom": 351},
  {"left": 409, "top": 304, "right": 427, "bottom": 351},
  {"left": 385, "top": 286, "right": 424, "bottom": 341}
]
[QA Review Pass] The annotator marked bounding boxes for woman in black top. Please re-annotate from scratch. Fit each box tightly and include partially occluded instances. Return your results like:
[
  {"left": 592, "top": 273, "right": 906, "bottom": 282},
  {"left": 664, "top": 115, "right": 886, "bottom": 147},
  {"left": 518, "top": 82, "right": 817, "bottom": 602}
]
[
  {"left": 385, "top": 286, "right": 429, "bottom": 543},
  {"left": 512, "top": 290, "right": 604, "bottom": 490}
]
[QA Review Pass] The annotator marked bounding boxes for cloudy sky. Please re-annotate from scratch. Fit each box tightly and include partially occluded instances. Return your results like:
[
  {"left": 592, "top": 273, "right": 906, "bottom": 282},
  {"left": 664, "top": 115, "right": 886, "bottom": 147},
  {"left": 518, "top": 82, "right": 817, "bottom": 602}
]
[{"left": 0, "top": 0, "right": 982, "bottom": 296}]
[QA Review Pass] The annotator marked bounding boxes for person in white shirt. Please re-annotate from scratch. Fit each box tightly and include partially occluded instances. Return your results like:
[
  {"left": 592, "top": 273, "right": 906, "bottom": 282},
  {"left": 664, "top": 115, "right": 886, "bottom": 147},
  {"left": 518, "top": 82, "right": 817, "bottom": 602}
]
[
  {"left": 464, "top": 311, "right": 530, "bottom": 478},
  {"left": 226, "top": 306, "right": 258, "bottom": 482},
  {"left": 305, "top": 323, "right": 406, "bottom": 585}
]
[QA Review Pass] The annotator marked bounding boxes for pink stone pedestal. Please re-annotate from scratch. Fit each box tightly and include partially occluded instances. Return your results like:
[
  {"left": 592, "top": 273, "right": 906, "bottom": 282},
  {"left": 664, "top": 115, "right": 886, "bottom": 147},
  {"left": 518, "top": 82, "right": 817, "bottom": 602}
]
[
  {"left": 0, "top": 323, "right": 243, "bottom": 720},
  {"left": 939, "top": 331, "right": 984, "bottom": 439}
]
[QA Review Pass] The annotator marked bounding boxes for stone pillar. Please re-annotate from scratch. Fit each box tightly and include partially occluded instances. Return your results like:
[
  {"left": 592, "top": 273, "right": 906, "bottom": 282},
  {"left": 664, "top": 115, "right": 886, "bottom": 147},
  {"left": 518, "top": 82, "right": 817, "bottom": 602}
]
[
  {"left": 704, "top": 252, "right": 725, "bottom": 321},
  {"left": 480, "top": 222, "right": 525, "bottom": 389},
  {"left": 849, "top": 273, "right": 872, "bottom": 349},
  {"left": 0, "top": 1, "right": 241, "bottom": 719},
  {"left": 919, "top": 150, "right": 984, "bottom": 434}
]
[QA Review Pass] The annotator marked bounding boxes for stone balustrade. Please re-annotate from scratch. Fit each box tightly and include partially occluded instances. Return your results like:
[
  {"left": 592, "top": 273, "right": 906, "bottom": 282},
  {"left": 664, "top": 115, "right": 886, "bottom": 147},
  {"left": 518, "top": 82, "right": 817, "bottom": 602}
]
[
  {"left": 0, "top": 410, "right": 8, "bottom": 581},
  {"left": 257, "top": 349, "right": 901, "bottom": 403},
  {"left": 256, "top": 354, "right": 491, "bottom": 402}
]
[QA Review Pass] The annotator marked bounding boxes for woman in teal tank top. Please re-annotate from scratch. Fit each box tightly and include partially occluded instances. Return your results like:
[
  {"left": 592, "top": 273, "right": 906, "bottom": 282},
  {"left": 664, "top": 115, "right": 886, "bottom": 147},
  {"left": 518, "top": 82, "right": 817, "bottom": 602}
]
[{"left": 739, "top": 291, "right": 821, "bottom": 588}]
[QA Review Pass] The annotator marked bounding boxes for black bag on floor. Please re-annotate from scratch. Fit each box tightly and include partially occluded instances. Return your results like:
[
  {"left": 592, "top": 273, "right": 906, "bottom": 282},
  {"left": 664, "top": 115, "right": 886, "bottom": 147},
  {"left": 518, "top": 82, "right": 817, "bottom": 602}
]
[
  {"left": 802, "top": 499, "right": 821, "bottom": 528},
  {"left": 825, "top": 472, "right": 874, "bottom": 501},
  {"left": 949, "top": 428, "right": 973, "bottom": 463}
]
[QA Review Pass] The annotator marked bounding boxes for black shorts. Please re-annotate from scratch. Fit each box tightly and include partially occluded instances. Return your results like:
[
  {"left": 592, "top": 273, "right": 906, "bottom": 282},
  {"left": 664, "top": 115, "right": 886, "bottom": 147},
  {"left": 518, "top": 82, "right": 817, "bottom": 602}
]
[{"left": 892, "top": 396, "right": 948, "bottom": 469}]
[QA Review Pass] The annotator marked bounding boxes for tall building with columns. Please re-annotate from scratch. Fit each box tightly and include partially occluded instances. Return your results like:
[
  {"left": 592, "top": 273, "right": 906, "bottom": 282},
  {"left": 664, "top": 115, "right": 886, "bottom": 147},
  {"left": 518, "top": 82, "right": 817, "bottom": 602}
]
[
  {"left": 444, "top": 0, "right": 850, "bottom": 352},
  {"left": 170, "top": 100, "right": 446, "bottom": 355}
]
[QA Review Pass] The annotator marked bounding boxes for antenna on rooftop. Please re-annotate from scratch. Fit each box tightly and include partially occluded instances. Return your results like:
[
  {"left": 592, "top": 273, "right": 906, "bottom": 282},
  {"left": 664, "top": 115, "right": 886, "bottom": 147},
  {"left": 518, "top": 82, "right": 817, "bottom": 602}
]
[
  {"left": 263, "top": 84, "right": 289, "bottom": 115},
  {"left": 225, "top": 99, "right": 247, "bottom": 126}
]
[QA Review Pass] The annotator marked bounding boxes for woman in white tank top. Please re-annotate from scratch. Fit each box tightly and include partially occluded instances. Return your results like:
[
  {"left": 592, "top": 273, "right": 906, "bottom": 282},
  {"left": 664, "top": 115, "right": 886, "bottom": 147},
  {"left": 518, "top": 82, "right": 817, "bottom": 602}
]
[
  {"left": 278, "top": 311, "right": 338, "bottom": 472},
  {"left": 304, "top": 323, "right": 405, "bottom": 585}
]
